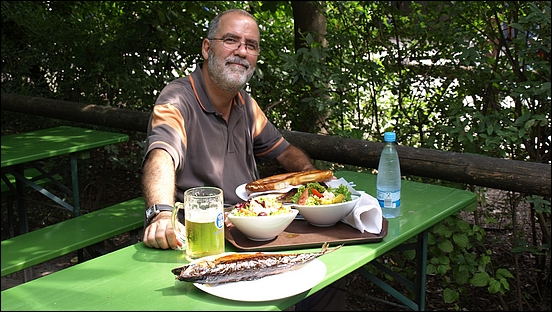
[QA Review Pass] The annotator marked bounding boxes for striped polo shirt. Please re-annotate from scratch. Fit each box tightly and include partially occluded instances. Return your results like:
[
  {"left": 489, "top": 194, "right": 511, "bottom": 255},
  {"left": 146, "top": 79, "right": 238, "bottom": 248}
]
[{"left": 145, "top": 63, "right": 290, "bottom": 204}]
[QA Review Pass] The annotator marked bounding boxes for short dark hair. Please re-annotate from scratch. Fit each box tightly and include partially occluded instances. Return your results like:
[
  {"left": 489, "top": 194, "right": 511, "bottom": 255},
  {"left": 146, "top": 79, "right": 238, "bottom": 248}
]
[{"left": 207, "top": 9, "right": 257, "bottom": 39}]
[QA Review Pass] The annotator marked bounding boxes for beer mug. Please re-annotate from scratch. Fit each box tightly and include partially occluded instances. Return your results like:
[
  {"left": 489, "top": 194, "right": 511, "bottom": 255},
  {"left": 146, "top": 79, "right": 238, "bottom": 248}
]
[{"left": 171, "top": 186, "right": 225, "bottom": 260}]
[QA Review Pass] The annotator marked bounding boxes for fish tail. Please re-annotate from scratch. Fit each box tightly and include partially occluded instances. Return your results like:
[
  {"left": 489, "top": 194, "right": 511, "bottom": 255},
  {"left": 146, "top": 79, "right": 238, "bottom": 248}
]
[{"left": 320, "top": 242, "right": 343, "bottom": 255}]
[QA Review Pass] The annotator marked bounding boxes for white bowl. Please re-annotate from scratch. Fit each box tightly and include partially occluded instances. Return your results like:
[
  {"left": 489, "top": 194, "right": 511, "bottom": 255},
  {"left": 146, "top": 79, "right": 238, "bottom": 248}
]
[
  {"left": 227, "top": 209, "right": 298, "bottom": 241},
  {"left": 293, "top": 195, "right": 360, "bottom": 227}
]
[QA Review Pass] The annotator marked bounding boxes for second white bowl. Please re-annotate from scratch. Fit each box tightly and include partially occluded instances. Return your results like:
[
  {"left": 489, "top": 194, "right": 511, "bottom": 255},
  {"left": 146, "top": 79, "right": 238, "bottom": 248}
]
[{"left": 293, "top": 195, "right": 360, "bottom": 227}]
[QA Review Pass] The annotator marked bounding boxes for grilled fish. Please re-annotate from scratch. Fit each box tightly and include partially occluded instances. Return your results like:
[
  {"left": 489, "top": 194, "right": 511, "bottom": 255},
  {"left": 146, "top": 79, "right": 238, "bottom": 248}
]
[{"left": 172, "top": 242, "right": 341, "bottom": 285}]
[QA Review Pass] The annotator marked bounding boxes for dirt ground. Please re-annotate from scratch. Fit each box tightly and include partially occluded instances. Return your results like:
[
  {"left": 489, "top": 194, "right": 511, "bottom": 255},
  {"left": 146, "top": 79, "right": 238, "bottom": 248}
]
[{"left": 1, "top": 137, "right": 550, "bottom": 311}]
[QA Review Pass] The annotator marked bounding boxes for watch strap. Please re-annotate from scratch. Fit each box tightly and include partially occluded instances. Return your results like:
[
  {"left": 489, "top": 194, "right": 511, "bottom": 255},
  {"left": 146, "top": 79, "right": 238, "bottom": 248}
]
[{"left": 145, "top": 204, "right": 174, "bottom": 226}]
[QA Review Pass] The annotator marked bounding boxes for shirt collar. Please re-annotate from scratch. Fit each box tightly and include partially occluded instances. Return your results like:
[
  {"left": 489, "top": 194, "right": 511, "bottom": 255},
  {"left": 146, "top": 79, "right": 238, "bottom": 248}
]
[{"left": 189, "top": 63, "right": 245, "bottom": 114}]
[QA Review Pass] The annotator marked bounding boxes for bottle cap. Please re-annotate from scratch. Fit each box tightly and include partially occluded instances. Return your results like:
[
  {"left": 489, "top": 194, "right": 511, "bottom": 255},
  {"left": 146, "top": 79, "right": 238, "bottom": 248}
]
[{"left": 384, "top": 132, "right": 396, "bottom": 142}]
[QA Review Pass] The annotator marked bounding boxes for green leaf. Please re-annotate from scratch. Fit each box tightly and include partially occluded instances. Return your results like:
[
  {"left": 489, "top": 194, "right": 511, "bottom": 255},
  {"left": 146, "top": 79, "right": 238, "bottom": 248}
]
[
  {"left": 496, "top": 268, "right": 514, "bottom": 279},
  {"left": 452, "top": 233, "right": 469, "bottom": 248},
  {"left": 488, "top": 279, "right": 501, "bottom": 294},
  {"left": 470, "top": 272, "right": 490, "bottom": 287},
  {"left": 438, "top": 239, "right": 454, "bottom": 253},
  {"left": 452, "top": 266, "right": 470, "bottom": 284},
  {"left": 443, "top": 288, "right": 459, "bottom": 303}
]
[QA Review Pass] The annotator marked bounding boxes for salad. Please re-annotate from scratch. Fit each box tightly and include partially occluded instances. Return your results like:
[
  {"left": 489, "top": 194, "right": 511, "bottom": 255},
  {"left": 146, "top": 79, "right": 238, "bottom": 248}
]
[
  {"left": 292, "top": 182, "right": 352, "bottom": 206},
  {"left": 231, "top": 194, "right": 292, "bottom": 217}
]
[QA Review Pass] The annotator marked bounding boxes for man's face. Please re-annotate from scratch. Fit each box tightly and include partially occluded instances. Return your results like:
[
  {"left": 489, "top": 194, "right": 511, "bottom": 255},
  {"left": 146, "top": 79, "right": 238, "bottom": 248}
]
[
  {"left": 207, "top": 47, "right": 255, "bottom": 94},
  {"left": 206, "top": 13, "right": 259, "bottom": 94}
]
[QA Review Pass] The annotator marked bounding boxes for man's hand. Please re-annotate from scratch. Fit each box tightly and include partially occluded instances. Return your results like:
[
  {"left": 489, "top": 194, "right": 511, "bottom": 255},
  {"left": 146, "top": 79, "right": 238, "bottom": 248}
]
[{"left": 142, "top": 212, "right": 185, "bottom": 250}]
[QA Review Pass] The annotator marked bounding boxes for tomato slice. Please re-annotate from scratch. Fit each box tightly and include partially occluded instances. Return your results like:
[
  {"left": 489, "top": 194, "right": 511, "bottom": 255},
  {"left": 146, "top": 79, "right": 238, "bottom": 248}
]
[
  {"left": 311, "top": 188, "right": 323, "bottom": 198},
  {"left": 297, "top": 188, "right": 309, "bottom": 205}
]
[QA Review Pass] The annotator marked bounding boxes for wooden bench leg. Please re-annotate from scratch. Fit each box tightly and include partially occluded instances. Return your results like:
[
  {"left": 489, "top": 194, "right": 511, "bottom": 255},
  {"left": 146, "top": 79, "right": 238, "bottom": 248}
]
[
  {"left": 129, "top": 228, "right": 142, "bottom": 244},
  {"left": 78, "top": 249, "right": 85, "bottom": 263},
  {"left": 23, "top": 267, "right": 33, "bottom": 282},
  {"left": 6, "top": 194, "right": 15, "bottom": 238}
]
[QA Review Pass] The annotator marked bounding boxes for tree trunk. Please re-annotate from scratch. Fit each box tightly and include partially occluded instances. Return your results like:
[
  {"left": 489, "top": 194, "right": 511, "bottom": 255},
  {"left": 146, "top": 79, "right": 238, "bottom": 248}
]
[
  {"left": 291, "top": 1, "right": 329, "bottom": 133},
  {"left": 1, "top": 92, "right": 550, "bottom": 197},
  {"left": 292, "top": 1, "right": 327, "bottom": 51}
]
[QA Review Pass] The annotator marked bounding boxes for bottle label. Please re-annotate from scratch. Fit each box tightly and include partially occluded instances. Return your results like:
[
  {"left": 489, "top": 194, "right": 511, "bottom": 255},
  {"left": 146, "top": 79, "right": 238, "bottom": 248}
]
[{"left": 376, "top": 189, "right": 401, "bottom": 208}]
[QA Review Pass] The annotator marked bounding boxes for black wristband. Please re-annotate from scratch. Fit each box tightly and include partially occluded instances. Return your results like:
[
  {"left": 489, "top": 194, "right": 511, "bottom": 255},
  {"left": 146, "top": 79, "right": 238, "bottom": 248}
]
[{"left": 144, "top": 204, "right": 173, "bottom": 226}]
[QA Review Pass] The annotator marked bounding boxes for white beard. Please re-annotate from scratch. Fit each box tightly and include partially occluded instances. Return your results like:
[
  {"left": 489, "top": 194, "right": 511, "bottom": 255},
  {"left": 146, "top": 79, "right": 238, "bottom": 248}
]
[{"left": 207, "top": 49, "right": 255, "bottom": 94}]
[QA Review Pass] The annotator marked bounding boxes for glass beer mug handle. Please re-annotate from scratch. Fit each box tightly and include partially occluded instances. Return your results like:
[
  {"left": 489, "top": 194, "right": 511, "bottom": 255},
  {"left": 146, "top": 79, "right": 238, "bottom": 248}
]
[{"left": 171, "top": 202, "right": 187, "bottom": 251}]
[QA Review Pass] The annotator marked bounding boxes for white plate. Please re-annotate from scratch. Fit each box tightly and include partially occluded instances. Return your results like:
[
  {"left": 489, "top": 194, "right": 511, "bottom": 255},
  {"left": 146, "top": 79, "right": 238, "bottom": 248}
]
[
  {"left": 235, "top": 177, "right": 361, "bottom": 201},
  {"left": 193, "top": 258, "right": 326, "bottom": 302},
  {"left": 235, "top": 183, "right": 297, "bottom": 201}
]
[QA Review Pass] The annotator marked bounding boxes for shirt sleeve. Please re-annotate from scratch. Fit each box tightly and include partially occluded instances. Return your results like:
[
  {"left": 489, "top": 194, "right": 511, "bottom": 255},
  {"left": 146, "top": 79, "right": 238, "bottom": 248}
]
[
  {"left": 143, "top": 78, "right": 191, "bottom": 170},
  {"left": 247, "top": 96, "right": 290, "bottom": 162}
]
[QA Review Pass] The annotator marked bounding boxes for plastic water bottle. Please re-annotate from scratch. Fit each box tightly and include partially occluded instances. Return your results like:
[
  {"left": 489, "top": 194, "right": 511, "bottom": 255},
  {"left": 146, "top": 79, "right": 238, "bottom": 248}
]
[{"left": 376, "top": 132, "right": 401, "bottom": 218}]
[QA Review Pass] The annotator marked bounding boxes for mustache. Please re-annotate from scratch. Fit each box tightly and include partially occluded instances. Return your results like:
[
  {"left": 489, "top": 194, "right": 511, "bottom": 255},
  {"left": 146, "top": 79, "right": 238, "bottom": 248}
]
[{"left": 225, "top": 56, "right": 250, "bottom": 69}]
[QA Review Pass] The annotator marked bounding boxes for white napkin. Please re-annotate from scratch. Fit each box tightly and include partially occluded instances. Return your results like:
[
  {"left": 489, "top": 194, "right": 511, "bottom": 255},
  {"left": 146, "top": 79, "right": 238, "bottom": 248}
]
[
  {"left": 341, "top": 192, "right": 383, "bottom": 234},
  {"left": 326, "top": 177, "right": 355, "bottom": 191}
]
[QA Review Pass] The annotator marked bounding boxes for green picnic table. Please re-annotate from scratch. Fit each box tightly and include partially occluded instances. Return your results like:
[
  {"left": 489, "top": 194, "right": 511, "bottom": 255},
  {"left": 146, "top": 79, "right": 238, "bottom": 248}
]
[
  {"left": 1, "top": 126, "right": 129, "bottom": 234},
  {"left": 0, "top": 170, "right": 477, "bottom": 311}
]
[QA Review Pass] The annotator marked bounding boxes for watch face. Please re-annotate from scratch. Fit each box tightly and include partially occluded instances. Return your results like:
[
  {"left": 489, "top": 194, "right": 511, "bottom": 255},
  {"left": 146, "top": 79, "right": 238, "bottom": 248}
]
[{"left": 146, "top": 207, "right": 156, "bottom": 219}]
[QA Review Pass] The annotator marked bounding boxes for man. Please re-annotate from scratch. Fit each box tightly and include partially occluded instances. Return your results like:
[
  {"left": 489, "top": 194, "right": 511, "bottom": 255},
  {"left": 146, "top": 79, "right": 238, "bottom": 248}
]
[{"left": 141, "top": 9, "right": 347, "bottom": 311}]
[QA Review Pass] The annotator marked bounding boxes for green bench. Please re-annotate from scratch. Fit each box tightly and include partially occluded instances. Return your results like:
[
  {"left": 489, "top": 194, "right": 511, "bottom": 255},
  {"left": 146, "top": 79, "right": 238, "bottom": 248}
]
[{"left": 1, "top": 197, "right": 145, "bottom": 278}]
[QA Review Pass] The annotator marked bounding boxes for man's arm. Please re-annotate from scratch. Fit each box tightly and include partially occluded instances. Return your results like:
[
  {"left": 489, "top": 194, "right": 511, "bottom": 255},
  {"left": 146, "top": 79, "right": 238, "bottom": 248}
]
[
  {"left": 142, "top": 148, "right": 176, "bottom": 207},
  {"left": 142, "top": 148, "right": 183, "bottom": 250},
  {"left": 275, "top": 144, "right": 316, "bottom": 172}
]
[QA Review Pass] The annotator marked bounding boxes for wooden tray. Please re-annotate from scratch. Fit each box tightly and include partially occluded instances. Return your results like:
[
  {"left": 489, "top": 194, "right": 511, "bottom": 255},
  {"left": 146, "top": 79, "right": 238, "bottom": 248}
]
[{"left": 225, "top": 218, "right": 388, "bottom": 251}]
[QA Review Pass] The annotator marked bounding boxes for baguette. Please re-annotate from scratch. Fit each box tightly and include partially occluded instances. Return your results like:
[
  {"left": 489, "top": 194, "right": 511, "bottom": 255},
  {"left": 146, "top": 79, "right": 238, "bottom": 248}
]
[{"left": 245, "top": 169, "right": 333, "bottom": 193}]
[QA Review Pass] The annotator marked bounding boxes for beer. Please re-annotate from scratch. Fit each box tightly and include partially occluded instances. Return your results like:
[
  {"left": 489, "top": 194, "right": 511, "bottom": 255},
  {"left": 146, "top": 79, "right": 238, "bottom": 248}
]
[
  {"left": 185, "top": 214, "right": 225, "bottom": 259},
  {"left": 172, "top": 186, "right": 225, "bottom": 260}
]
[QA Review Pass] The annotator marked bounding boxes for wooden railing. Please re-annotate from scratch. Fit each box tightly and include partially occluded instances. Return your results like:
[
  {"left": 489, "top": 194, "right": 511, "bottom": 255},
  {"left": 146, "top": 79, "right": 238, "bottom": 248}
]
[{"left": 1, "top": 92, "right": 550, "bottom": 197}]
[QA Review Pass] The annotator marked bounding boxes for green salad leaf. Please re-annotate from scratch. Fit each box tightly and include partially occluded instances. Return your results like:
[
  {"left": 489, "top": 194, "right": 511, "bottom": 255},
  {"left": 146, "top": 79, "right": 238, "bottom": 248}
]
[{"left": 292, "top": 182, "right": 352, "bottom": 205}]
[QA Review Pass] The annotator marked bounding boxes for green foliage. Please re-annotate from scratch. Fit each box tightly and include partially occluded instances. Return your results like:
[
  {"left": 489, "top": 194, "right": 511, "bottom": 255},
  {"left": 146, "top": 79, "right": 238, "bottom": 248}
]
[
  {"left": 368, "top": 208, "right": 518, "bottom": 307},
  {"left": 2, "top": 1, "right": 548, "bottom": 161},
  {"left": 426, "top": 213, "right": 514, "bottom": 303},
  {"left": 527, "top": 195, "right": 552, "bottom": 214},
  {"left": 1, "top": 1, "right": 243, "bottom": 110},
  {"left": 1, "top": 1, "right": 550, "bottom": 308}
]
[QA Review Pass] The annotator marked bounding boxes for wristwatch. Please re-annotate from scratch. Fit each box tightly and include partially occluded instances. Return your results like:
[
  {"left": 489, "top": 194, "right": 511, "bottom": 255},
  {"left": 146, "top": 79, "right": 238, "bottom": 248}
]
[{"left": 145, "top": 204, "right": 173, "bottom": 226}]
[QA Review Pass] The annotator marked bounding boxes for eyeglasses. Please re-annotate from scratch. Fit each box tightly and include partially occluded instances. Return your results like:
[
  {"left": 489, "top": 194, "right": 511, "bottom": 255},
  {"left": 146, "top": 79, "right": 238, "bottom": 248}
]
[{"left": 209, "top": 37, "right": 260, "bottom": 56}]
